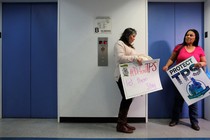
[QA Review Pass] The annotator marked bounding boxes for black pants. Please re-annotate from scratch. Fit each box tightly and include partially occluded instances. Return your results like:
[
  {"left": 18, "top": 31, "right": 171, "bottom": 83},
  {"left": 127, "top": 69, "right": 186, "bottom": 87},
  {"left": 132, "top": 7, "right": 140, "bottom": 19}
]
[
  {"left": 116, "top": 78, "right": 133, "bottom": 113},
  {"left": 172, "top": 88, "right": 198, "bottom": 125}
]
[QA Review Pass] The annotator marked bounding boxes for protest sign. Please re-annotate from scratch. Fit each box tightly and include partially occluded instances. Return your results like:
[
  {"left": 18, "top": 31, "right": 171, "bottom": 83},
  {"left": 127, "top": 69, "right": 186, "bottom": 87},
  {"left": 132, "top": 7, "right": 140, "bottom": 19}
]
[
  {"left": 119, "top": 59, "right": 162, "bottom": 99},
  {"left": 166, "top": 56, "right": 210, "bottom": 105}
]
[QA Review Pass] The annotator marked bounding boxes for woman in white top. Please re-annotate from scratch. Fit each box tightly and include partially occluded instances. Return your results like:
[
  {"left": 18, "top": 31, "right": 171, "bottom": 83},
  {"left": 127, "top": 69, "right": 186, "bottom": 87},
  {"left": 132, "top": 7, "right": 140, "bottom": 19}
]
[{"left": 114, "top": 28, "right": 143, "bottom": 133}]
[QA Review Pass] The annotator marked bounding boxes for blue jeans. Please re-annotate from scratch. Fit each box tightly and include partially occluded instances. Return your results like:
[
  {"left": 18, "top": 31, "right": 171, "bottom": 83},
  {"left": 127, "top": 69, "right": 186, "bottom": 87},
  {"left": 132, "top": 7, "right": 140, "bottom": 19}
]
[{"left": 171, "top": 88, "right": 198, "bottom": 125}]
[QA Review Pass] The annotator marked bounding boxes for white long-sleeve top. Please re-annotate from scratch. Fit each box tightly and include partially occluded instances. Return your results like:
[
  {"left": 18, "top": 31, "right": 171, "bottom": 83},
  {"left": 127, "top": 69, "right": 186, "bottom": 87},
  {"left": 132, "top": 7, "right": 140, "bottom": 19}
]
[{"left": 114, "top": 40, "right": 140, "bottom": 81}]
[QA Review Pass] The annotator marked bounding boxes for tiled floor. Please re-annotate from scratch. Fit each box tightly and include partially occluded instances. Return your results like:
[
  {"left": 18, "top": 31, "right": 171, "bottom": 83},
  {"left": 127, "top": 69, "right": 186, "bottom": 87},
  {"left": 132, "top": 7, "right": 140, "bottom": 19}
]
[{"left": 0, "top": 119, "right": 210, "bottom": 138}]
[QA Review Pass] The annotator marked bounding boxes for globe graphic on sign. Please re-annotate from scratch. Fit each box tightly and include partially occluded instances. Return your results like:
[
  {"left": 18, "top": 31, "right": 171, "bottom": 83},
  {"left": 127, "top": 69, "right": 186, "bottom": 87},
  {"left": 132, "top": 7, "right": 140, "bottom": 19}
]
[{"left": 186, "top": 77, "right": 210, "bottom": 99}]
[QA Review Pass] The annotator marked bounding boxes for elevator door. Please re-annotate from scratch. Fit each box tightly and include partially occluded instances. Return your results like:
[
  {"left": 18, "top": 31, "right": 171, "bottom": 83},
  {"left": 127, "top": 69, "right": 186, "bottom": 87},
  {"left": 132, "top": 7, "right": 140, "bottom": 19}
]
[
  {"left": 2, "top": 3, "right": 57, "bottom": 118},
  {"left": 148, "top": 2, "right": 203, "bottom": 118}
]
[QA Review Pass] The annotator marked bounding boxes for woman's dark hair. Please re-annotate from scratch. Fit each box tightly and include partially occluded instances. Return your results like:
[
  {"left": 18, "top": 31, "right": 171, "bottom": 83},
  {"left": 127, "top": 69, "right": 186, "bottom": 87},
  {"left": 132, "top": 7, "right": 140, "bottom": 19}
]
[
  {"left": 182, "top": 29, "right": 199, "bottom": 46},
  {"left": 120, "top": 28, "right": 137, "bottom": 48}
]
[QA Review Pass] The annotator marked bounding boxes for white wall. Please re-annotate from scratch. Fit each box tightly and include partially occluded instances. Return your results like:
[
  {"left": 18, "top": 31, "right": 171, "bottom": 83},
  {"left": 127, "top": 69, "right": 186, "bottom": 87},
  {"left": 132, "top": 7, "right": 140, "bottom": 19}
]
[
  {"left": 58, "top": 0, "right": 148, "bottom": 120},
  {"left": 204, "top": 0, "right": 210, "bottom": 120}
]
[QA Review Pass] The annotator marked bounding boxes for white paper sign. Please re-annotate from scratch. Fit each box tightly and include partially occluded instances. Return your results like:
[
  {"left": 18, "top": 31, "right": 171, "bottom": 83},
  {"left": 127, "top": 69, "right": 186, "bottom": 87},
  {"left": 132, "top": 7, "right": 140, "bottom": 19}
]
[
  {"left": 119, "top": 59, "right": 163, "bottom": 99},
  {"left": 166, "top": 56, "right": 210, "bottom": 105},
  {"left": 94, "top": 17, "right": 111, "bottom": 34}
]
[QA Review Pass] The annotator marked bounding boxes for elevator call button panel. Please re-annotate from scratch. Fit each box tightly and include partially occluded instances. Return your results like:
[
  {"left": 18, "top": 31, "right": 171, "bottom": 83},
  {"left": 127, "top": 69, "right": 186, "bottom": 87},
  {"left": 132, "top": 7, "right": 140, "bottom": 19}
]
[{"left": 98, "top": 37, "right": 108, "bottom": 66}]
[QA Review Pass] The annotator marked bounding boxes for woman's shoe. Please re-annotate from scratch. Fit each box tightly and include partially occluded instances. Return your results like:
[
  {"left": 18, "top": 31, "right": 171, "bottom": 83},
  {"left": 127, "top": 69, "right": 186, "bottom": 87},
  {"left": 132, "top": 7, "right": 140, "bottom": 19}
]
[
  {"left": 116, "top": 124, "right": 133, "bottom": 133},
  {"left": 169, "top": 120, "right": 178, "bottom": 126},
  {"left": 191, "top": 124, "right": 200, "bottom": 131},
  {"left": 125, "top": 123, "right": 136, "bottom": 130}
]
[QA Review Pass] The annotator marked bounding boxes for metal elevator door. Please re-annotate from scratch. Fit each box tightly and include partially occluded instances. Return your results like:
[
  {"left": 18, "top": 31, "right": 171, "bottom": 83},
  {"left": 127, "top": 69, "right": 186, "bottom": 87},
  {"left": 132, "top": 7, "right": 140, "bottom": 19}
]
[{"left": 2, "top": 3, "right": 57, "bottom": 118}]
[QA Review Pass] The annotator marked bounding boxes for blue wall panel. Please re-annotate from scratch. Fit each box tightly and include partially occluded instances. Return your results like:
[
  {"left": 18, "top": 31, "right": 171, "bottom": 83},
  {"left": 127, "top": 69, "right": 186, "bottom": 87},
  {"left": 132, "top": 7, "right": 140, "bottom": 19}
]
[
  {"left": 2, "top": 4, "right": 31, "bottom": 117},
  {"left": 2, "top": 3, "right": 57, "bottom": 118},
  {"left": 30, "top": 3, "right": 57, "bottom": 118},
  {"left": 148, "top": 2, "right": 204, "bottom": 118},
  {"left": 175, "top": 3, "right": 204, "bottom": 46},
  {"left": 148, "top": 3, "right": 176, "bottom": 118},
  {"left": 174, "top": 3, "right": 204, "bottom": 118}
]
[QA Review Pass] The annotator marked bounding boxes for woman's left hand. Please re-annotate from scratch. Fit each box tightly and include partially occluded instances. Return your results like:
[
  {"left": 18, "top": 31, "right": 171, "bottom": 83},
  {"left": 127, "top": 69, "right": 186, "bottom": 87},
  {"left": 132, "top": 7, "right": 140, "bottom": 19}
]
[{"left": 194, "top": 62, "right": 202, "bottom": 68}]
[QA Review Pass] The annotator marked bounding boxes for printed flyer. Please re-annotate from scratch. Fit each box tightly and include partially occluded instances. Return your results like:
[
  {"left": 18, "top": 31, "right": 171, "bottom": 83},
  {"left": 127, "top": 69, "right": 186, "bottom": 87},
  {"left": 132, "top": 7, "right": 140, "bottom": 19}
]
[
  {"left": 166, "top": 56, "right": 210, "bottom": 105},
  {"left": 119, "top": 59, "right": 162, "bottom": 99}
]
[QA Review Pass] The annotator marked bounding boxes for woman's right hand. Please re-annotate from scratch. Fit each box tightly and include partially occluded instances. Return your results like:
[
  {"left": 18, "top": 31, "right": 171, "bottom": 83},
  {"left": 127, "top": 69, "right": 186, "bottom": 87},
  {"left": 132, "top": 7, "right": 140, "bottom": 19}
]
[
  {"left": 162, "top": 65, "right": 168, "bottom": 71},
  {"left": 136, "top": 57, "right": 143, "bottom": 66}
]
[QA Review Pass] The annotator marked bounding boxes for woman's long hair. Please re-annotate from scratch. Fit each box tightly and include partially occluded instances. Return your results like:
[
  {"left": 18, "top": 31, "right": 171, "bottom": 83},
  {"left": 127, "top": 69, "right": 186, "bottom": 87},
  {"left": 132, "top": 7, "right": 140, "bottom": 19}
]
[
  {"left": 181, "top": 29, "right": 199, "bottom": 46},
  {"left": 120, "top": 28, "right": 137, "bottom": 48}
]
